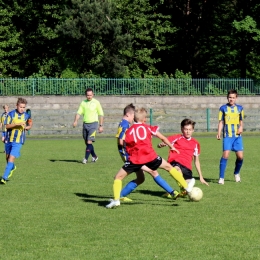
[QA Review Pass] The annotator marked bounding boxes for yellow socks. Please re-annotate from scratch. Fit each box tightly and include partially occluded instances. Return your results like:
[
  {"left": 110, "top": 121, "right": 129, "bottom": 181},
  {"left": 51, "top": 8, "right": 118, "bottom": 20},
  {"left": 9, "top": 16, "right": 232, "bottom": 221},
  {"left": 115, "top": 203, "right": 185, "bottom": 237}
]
[
  {"left": 169, "top": 168, "right": 187, "bottom": 189},
  {"left": 113, "top": 179, "right": 122, "bottom": 200}
]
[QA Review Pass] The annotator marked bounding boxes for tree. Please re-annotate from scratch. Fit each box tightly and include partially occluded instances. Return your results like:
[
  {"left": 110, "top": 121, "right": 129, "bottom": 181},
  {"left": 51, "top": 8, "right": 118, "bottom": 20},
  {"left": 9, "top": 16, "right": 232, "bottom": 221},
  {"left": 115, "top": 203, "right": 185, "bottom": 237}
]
[
  {"left": 0, "top": 5, "right": 22, "bottom": 76},
  {"left": 58, "top": 0, "right": 131, "bottom": 78}
]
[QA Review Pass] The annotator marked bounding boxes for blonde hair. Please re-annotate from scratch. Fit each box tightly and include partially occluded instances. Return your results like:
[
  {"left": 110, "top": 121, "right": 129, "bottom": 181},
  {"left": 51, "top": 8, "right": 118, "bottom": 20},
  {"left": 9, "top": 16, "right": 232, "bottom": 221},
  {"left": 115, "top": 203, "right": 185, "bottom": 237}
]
[
  {"left": 134, "top": 107, "right": 147, "bottom": 122},
  {"left": 3, "top": 104, "right": 9, "bottom": 109}
]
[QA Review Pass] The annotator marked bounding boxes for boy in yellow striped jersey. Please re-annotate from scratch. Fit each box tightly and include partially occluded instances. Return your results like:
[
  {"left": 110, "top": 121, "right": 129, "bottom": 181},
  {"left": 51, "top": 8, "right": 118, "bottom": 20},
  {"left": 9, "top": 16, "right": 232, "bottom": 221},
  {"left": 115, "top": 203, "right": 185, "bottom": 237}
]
[
  {"left": 0, "top": 104, "right": 9, "bottom": 152},
  {"left": 217, "top": 89, "right": 244, "bottom": 184},
  {"left": 0, "top": 98, "right": 33, "bottom": 184}
]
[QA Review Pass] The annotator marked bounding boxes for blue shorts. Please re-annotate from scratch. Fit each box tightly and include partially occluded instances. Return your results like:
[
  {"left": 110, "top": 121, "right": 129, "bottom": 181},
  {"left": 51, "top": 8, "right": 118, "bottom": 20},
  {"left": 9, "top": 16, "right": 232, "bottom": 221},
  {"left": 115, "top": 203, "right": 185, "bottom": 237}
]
[
  {"left": 223, "top": 136, "right": 243, "bottom": 152},
  {"left": 5, "top": 142, "right": 23, "bottom": 158}
]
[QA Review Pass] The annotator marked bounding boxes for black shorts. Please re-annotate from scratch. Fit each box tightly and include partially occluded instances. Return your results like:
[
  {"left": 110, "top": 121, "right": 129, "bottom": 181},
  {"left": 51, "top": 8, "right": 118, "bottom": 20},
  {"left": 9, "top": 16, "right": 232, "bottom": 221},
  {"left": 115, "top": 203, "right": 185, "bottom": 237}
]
[
  {"left": 122, "top": 156, "right": 163, "bottom": 174},
  {"left": 170, "top": 161, "right": 193, "bottom": 180}
]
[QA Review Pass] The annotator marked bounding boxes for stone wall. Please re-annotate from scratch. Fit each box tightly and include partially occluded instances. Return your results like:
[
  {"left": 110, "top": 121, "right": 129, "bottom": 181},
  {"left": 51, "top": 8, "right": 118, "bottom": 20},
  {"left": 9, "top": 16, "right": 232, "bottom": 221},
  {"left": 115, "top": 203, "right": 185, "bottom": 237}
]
[{"left": 0, "top": 95, "right": 259, "bottom": 135}]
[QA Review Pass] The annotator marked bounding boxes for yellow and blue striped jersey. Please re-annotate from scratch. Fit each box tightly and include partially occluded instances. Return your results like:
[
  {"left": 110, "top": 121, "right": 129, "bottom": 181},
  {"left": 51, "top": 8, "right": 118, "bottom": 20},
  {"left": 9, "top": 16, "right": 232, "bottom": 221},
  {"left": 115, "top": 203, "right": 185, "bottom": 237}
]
[
  {"left": 218, "top": 103, "right": 244, "bottom": 137},
  {"left": 5, "top": 109, "right": 31, "bottom": 144},
  {"left": 116, "top": 119, "right": 130, "bottom": 161},
  {"left": 1, "top": 112, "right": 8, "bottom": 132}
]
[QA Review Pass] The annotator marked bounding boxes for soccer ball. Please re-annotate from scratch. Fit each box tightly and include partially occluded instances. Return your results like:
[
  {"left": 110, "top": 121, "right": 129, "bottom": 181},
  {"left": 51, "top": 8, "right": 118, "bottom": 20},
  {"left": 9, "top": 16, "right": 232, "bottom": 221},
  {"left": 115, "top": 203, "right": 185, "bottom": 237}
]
[{"left": 188, "top": 187, "right": 203, "bottom": 202}]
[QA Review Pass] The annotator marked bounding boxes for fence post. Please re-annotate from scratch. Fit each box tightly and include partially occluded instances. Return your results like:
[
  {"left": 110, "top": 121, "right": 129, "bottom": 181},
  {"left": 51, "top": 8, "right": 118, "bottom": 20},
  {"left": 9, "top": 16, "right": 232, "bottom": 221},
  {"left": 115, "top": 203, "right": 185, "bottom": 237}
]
[
  {"left": 206, "top": 108, "right": 210, "bottom": 132},
  {"left": 150, "top": 108, "right": 153, "bottom": 126}
]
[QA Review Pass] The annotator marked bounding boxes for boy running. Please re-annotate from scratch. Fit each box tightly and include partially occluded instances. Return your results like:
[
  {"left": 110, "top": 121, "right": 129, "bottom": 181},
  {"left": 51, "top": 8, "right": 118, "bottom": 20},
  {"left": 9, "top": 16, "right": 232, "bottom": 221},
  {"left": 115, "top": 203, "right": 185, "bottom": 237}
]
[
  {"left": 0, "top": 98, "right": 32, "bottom": 184},
  {"left": 158, "top": 118, "right": 209, "bottom": 198},
  {"left": 106, "top": 107, "right": 195, "bottom": 208},
  {"left": 217, "top": 89, "right": 244, "bottom": 184}
]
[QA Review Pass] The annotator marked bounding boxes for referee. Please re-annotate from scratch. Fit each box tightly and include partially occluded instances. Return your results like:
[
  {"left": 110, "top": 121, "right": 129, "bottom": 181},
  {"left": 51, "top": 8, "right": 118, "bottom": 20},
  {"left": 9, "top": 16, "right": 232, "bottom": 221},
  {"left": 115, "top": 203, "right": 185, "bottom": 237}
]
[{"left": 73, "top": 88, "right": 104, "bottom": 164}]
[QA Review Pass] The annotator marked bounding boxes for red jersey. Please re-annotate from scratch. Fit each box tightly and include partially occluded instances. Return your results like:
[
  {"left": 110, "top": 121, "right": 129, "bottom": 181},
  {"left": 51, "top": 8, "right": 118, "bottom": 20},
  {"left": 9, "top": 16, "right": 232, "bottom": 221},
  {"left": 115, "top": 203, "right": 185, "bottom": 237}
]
[
  {"left": 167, "top": 134, "right": 200, "bottom": 170},
  {"left": 125, "top": 123, "right": 159, "bottom": 164}
]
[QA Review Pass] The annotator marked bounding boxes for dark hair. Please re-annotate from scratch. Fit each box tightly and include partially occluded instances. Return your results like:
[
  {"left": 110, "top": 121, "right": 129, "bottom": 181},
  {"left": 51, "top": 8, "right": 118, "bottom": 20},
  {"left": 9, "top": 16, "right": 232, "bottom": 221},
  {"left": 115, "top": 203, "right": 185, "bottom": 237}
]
[
  {"left": 85, "top": 88, "right": 93, "bottom": 94},
  {"left": 124, "top": 103, "right": 135, "bottom": 115},
  {"left": 181, "top": 118, "right": 196, "bottom": 129},
  {"left": 227, "top": 89, "right": 237, "bottom": 97}
]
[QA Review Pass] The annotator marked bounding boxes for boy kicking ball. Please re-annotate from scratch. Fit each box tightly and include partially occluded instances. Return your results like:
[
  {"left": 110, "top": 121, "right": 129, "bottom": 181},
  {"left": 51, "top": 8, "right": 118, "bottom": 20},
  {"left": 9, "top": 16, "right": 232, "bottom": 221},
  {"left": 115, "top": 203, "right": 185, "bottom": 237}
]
[{"left": 106, "top": 107, "right": 195, "bottom": 209}]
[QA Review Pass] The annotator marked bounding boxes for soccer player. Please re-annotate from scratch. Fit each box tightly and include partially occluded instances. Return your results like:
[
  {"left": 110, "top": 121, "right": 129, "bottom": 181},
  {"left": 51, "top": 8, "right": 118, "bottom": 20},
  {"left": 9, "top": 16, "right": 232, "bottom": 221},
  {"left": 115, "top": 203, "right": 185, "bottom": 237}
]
[
  {"left": 73, "top": 88, "right": 104, "bottom": 163},
  {"left": 116, "top": 104, "right": 181, "bottom": 202},
  {"left": 157, "top": 118, "right": 209, "bottom": 198},
  {"left": 217, "top": 89, "right": 244, "bottom": 184},
  {"left": 106, "top": 107, "right": 195, "bottom": 208},
  {"left": 0, "top": 105, "right": 9, "bottom": 152},
  {"left": 0, "top": 98, "right": 33, "bottom": 184}
]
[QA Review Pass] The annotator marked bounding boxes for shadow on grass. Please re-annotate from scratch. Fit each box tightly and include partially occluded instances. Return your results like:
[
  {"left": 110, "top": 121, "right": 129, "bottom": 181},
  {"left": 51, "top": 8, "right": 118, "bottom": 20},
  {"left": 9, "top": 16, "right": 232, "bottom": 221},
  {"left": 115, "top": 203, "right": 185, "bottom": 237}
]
[
  {"left": 50, "top": 159, "right": 81, "bottom": 163},
  {"left": 74, "top": 192, "right": 179, "bottom": 207}
]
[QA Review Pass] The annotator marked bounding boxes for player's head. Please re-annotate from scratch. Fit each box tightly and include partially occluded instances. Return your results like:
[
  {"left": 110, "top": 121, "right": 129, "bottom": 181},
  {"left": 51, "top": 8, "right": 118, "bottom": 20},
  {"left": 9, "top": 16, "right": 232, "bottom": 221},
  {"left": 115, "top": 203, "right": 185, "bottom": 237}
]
[
  {"left": 227, "top": 89, "right": 237, "bottom": 106},
  {"left": 134, "top": 107, "right": 147, "bottom": 123},
  {"left": 123, "top": 103, "right": 135, "bottom": 122},
  {"left": 181, "top": 118, "right": 196, "bottom": 138},
  {"left": 16, "top": 98, "right": 27, "bottom": 114},
  {"left": 3, "top": 104, "right": 8, "bottom": 112},
  {"left": 85, "top": 88, "right": 94, "bottom": 101}
]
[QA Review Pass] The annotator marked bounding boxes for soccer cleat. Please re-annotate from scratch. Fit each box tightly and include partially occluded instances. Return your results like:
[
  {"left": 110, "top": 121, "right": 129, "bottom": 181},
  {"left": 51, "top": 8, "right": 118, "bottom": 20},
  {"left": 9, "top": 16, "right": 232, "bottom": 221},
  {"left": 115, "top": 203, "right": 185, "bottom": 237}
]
[
  {"left": 8, "top": 166, "right": 17, "bottom": 179},
  {"left": 106, "top": 199, "right": 120, "bottom": 208},
  {"left": 120, "top": 197, "right": 133, "bottom": 202},
  {"left": 0, "top": 178, "right": 6, "bottom": 184},
  {"left": 218, "top": 178, "right": 224, "bottom": 184},
  {"left": 234, "top": 174, "right": 241, "bottom": 182},
  {"left": 162, "top": 193, "right": 173, "bottom": 199},
  {"left": 82, "top": 158, "right": 87, "bottom": 164},
  {"left": 186, "top": 178, "right": 195, "bottom": 193},
  {"left": 91, "top": 156, "right": 98, "bottom": 162},
  {"left": 179, "top": 188, "right": 188, "bottom": 198},
  {"left": 171, "top": 190, "right": 180, "bottom": 200}
]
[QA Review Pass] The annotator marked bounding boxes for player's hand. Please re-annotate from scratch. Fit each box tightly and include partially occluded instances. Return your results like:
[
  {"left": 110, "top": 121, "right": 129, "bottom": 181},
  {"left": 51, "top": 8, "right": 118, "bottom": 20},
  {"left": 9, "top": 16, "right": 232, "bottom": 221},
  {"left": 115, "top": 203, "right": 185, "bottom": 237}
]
[
  {"left": 200, "top": 178, "right": 209, "bottom": 186},
  {"left": 216, "top": 134, "right": 221, "bottom": 140},
  {"left": 170, "top": 146, "right": 180, "bottom": 154},
  {"left": 98, "top": 126, "right": 103, "bottom": 133},
  {"left": 73, "top": 122, "right": 77, "bottom": 128}
]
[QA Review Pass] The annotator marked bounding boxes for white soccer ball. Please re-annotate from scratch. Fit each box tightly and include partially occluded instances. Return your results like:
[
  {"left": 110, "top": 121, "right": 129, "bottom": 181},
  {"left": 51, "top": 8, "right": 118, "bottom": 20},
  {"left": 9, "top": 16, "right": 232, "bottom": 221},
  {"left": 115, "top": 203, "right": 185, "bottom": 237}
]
[{"left": 188, "top": 187, "right": 203, "bottom": 202}]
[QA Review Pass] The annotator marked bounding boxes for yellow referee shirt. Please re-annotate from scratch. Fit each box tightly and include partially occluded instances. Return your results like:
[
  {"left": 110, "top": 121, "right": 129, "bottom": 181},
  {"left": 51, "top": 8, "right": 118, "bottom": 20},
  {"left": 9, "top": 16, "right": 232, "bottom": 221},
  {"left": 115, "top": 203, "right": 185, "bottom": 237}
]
[{"left": 77, "top": 98, "right": 104, "bottom": 123}]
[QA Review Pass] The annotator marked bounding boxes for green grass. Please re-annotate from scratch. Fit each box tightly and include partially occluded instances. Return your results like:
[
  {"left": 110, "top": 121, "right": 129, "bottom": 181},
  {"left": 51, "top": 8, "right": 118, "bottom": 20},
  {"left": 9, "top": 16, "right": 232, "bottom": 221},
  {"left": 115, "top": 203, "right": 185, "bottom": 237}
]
[{"left": 0, "top": 136, "right": 259, "bottom": 260}]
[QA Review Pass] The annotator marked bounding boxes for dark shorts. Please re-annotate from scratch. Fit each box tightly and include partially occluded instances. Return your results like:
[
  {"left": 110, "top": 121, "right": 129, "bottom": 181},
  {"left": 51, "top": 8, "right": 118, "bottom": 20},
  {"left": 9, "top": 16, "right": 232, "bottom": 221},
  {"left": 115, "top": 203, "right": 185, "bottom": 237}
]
[
  {"left": 122, "top": 156, "right": 163, "bottom": 174},
  {"left": 83, "top": 122, "right": 98, "bottom": 142},
  {"left": 170, "top": 161, "right": 193, "bottom": 180}
]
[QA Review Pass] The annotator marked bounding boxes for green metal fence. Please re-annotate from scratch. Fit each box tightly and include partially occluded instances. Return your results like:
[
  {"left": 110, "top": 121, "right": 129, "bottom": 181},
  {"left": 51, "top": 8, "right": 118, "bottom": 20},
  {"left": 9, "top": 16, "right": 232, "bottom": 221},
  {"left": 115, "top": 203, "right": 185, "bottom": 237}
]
[{"left": 0, "top": 78, "right": 259, "bottom": 96}]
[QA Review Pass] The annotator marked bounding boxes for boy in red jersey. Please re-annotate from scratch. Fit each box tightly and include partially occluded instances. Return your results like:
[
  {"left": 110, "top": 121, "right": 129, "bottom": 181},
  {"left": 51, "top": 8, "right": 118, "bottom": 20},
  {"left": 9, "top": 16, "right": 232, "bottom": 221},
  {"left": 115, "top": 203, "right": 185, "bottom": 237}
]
[
  {"left": 106, "top": 108, "right": 195, "bottom": 208},
  {"left": 157, "top": 118, "right": 209, "bottom": 198}
]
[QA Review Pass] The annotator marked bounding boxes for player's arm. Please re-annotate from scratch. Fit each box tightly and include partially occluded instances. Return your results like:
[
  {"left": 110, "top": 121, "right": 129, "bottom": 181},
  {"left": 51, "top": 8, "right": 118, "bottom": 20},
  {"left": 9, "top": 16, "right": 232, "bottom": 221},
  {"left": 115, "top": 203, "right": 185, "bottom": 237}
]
[
  {"left": 25, "top": 118, "right": 33, "bottom": 130},
  {"left": 156, "top": 131, "right": 179, "bottom": 154},
  {"left": 98, "top": 115, "right": 104, "bottom": 133},
  {"left": 237, "top": 120, "right": 243, "bottom": 135},
  {"left": 216, "top": 120, "right": 223, "bottom": 140},
  {"left": 193, "top": 156, "right": 209, "bottom": 186},
  {"left": 73, "top": 113, "right": 80, "bottom": 127}
]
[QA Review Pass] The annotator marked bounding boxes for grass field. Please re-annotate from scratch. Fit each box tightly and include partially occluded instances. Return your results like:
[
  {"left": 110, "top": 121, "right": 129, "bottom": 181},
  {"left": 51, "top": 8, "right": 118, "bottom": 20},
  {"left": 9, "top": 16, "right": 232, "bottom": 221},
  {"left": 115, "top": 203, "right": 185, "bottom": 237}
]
[{"left": 0, "top": 136, "right": 260, "bottom": 260}]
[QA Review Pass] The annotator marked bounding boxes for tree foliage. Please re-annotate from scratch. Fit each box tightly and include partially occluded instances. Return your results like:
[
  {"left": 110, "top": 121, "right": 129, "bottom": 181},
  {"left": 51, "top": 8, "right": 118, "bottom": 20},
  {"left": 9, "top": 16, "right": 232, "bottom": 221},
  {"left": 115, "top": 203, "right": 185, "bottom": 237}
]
[{"left": 0, "top": 0, "right": 260, "bottom": 78}]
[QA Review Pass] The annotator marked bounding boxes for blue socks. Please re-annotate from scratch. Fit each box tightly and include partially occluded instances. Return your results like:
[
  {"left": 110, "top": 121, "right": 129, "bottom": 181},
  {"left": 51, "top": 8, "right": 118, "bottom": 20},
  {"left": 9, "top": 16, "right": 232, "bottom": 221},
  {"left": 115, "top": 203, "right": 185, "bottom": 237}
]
[
  {"left": 120, "top": 175, "right": 174, "bottom": 198},
  {"left": 85, "top": 144, "right": 97, "bottom": 159},
  {"left": 120, "top": 181, "right": 138, "bottom": 197},
  {"left": 2, "top": 162, "right": 14, "bottom": 180},
  {"left": 219, "top": 157, "right": 228, "bottom": 179},
  {"left": 153, "top": 175, "right": 173, "bottom": 193},
  {"left": 85, "top": 144, "right": 92, "bottom": 160},
  {"left": 234, "top": 159, "right": 243, "bottom": 174}
]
